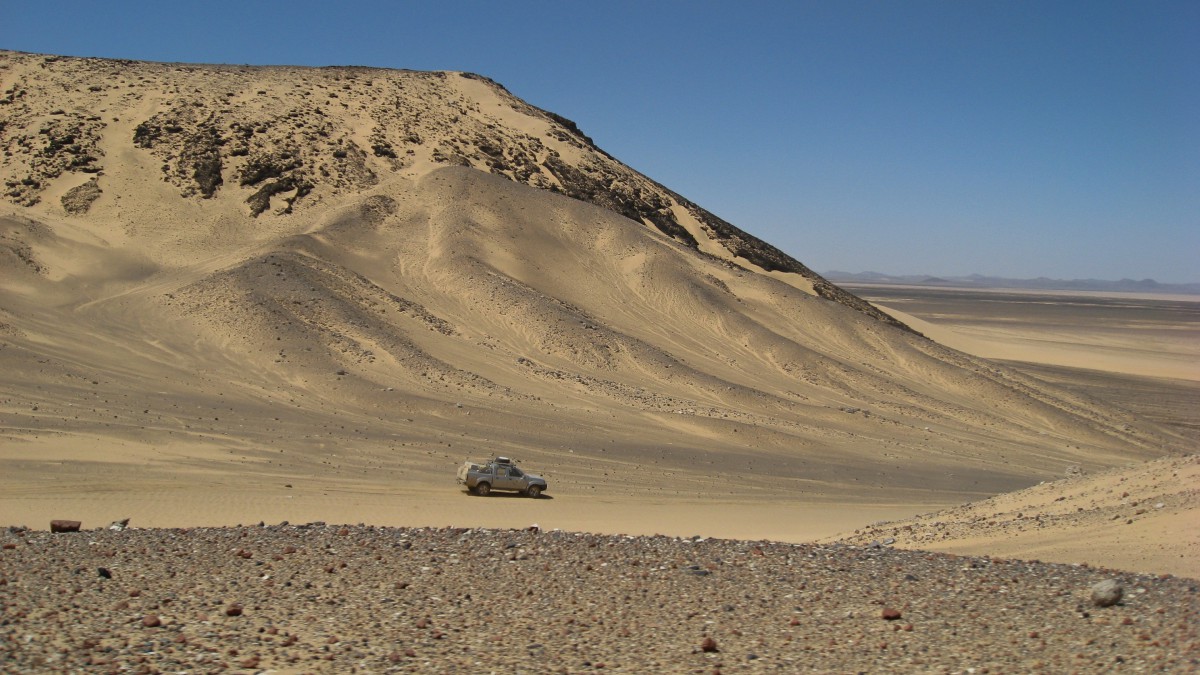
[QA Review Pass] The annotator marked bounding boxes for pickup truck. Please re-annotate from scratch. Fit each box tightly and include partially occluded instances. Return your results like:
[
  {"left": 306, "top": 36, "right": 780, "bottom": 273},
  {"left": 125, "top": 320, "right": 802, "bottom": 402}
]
[{"left": 457, "top": 457, "right": 547, "bottom": 498}]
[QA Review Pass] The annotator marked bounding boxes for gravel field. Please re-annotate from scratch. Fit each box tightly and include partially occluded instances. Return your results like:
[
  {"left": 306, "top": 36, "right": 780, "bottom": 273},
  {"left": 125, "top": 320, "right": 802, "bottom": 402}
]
[{"left": 2, "top": 524, "right": 1197, "bottom": 673}]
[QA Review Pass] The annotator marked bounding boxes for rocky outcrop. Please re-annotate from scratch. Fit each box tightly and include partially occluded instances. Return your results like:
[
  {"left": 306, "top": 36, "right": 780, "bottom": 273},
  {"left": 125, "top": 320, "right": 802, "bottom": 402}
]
[{"left": 61, "top": 177, "right": 102, "bottom": 214}]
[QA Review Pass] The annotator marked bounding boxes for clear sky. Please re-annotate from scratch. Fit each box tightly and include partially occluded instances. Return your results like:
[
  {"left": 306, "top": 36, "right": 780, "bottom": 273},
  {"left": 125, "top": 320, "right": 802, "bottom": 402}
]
[{"left": 3, "top": 1, "right": 1196, "bottom": 282}]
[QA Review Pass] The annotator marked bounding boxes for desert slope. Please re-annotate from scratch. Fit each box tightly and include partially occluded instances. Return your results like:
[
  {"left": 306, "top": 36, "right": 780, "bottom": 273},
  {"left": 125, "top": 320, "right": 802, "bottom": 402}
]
[
  {"left": 0, "top": 51, "right": 1188, "bottom": 548},
  {"left": 836, "top": 453, "right": 1199, "bottom": 579}
]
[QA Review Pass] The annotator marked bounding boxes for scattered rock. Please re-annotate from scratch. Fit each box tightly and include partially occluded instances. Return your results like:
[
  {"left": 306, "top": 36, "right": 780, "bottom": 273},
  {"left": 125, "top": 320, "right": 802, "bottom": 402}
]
[
  {"left": 1091, "top": 580, "right": 1124, "bottom": 607},
  {"left": 50, "top": 520, "right": 81, "bottom": 533},
  {"left": 700, "top": 637, "right": 719, "bottom": 653},
  {"left": 141, "top": 615, "right": 161, "bottom": 628},
  {"left": 61, "top": 178, "right": 102, "bottom": 214},
  {"left": 881, "top": 608, "right": 903, "bottom": 621}
]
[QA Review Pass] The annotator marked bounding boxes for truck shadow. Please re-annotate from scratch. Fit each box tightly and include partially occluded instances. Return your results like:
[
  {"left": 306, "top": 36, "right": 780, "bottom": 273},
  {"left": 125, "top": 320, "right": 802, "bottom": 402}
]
[{"left": 462, "top": 490, "right": 554, "bottom": 500}]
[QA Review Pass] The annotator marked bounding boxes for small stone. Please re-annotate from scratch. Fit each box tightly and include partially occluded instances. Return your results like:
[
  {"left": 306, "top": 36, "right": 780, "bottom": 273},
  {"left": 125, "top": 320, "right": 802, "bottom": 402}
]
[
  {"left": 50, "top": 520, "right": 82, "bottom": 533},
  {"left": 881, "top": 608, "right": 902, "bottom": 621},
  {"left": 1091, "top": 579, "right": 1124, "bottom": 607},
  {"left": 700, "top": 637, "right": 719, "bottom": 653},
  {"left": 225, "top": 603, "right": 244, "bottom": 617},
  {"left": 142, "top": 615, "right": 161, "bottom": 628},
  {"left": 97, "top": 567, "right": 112, "bottom": 579}
]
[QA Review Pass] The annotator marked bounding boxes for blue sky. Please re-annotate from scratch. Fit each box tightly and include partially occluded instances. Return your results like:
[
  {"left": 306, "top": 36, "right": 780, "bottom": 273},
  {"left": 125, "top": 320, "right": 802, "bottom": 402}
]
[{"left": 3, "top": 1, "right": 1196, "bottom": 282}]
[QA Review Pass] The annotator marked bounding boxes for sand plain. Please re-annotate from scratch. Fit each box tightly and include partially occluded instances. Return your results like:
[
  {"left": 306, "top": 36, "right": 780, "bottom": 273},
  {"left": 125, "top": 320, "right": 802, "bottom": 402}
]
[{"left": 842, "top": 283, "right": 1199, "bottom": 577}]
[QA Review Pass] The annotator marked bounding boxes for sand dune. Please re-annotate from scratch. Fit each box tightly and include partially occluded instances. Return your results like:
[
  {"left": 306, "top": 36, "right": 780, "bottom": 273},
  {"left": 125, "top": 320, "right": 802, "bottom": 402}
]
[{"left": 0, "top": 51, "right": 1193, "bottom": 579}]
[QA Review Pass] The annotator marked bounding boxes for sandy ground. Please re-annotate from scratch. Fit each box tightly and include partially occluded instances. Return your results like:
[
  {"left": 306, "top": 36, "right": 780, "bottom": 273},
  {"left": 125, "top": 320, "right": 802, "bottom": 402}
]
[
  {"left": 0, "top": 51, "right": 1195, "bottom": 587},
  {"left": 851, "top": 284, "right": 1200, "bottom": 382},
  {"left": 843, "top": 284, "right": 1199, "bottom": 577},
  {"left": 835, "top": 453, "right": 1200, "bottom": 579}
]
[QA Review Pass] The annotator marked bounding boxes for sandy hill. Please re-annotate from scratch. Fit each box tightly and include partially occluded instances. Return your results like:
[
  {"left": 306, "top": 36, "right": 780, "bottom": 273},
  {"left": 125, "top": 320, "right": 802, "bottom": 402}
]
[{"left": 0, "top": 51, "right": 1192, "bottom": 574}]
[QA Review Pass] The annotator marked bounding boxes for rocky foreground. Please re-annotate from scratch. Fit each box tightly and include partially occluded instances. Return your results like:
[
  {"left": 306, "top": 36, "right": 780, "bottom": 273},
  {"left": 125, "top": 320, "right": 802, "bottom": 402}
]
[{"left": 1, "top": 524, "right": 1196, "bottom": 673}]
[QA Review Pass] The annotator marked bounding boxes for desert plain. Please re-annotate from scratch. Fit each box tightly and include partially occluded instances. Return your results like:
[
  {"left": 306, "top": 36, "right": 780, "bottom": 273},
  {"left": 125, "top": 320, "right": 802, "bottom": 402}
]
[{"left": 0, "top": 51, "right": 1197, "bottom": 671}]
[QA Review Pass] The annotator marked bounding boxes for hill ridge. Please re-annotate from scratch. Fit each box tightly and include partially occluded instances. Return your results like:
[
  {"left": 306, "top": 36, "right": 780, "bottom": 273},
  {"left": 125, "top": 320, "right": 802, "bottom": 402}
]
[{"left": 1, "top": 50, "right": 904, "bottom": 329}]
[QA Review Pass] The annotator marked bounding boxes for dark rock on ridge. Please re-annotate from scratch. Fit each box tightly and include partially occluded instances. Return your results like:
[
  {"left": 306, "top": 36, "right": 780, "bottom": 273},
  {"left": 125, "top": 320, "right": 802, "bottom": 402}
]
[{"left": 0, "top": 50, "right": 907, "bottom": 330}]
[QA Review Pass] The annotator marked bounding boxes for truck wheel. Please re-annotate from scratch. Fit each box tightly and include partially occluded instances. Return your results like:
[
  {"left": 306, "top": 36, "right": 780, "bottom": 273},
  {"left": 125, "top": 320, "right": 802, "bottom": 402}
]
[
  {"left": 475, "top": 482, "right": 490, "bottom": 497},
  {"left": 526, "top": 485, "right": 542, "bottom": 499}
]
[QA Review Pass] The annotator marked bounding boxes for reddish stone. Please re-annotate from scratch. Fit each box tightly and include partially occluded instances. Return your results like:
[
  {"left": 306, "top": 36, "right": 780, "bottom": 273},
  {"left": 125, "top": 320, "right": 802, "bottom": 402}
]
[
  {"left": 700, "top": 637, "right": 719, "bottom": 653},
  {"left": 51, "top": 520, "right": 81, "bottom": 533},
  {"left": 142, "top": 615, "right": 161, "bottom": 628},
  {"left": 225, "top": 603, "right": 243, "bottom": 617},
  {"left": 881, "top": 608, "right": 902, "bottom": 621}
]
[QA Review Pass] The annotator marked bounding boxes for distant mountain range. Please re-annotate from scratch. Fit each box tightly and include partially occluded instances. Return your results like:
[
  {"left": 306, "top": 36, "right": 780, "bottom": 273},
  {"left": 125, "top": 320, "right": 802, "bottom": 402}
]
[{"left": 824, "top": 271, "right": 1200, "bottom": 295}]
